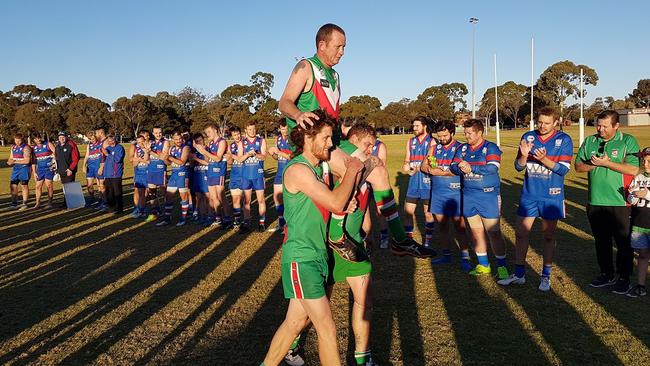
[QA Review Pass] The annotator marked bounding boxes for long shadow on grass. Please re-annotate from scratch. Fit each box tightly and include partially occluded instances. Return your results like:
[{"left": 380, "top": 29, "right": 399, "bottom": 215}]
[
  {"left": 499, "top": 176, "right": 643, "bottom": 363},
  {"left": 55, "top": 226, "right": 276, "bottom": 365},
  {"left": 134, "top": 231, "right": 284, "bottom": 365},
  {"left": 0, "top": 209, "right": 228, "bottom": 364}
]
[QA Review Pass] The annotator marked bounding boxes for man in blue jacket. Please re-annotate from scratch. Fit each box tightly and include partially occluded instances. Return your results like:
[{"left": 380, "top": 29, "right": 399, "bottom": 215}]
[{"left": 99, "top": 134, "right": 125, "bottom": 214}]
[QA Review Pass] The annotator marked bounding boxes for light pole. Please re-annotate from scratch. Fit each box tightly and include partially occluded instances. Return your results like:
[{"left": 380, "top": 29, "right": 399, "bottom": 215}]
[{"left": 469, "top": 17, "right": 479, "bottom": 118}]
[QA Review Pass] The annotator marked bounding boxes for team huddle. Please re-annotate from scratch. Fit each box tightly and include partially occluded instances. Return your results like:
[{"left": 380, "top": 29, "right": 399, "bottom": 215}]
[{"left": 6, "top": 23, "right": 649, "bottom": 366}]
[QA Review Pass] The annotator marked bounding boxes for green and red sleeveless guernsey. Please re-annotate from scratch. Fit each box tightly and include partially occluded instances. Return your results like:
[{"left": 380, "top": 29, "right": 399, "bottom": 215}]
[
  {"left": 286, "top": 55, "right": 341, "bottom": 131},
  {"left": 281, "top": 154, "right": 331, "bottom": 264}
]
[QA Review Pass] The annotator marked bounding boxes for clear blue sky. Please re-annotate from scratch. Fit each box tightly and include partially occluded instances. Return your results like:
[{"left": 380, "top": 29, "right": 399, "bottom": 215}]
[{"left": 2, "top": 0, "right": 648, "bottom": 108}]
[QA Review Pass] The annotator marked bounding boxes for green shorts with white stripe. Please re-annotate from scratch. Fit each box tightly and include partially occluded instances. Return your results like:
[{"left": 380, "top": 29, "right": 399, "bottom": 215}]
[{"left": 281, "top": 259, "right": 332, "bottom": 299}]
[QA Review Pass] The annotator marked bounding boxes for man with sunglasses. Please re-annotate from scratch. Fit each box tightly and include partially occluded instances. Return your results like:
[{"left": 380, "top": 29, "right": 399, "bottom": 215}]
[{"left": 575, "top": 110, "right": 640, "bottom": 294}]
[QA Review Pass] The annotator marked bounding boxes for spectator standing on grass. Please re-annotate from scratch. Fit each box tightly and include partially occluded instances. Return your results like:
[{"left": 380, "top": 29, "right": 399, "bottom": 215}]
[
  {"left": 626, "top": 147, "right": 650, "bottom": 298},
  {"left": 99, "top": 134, "right": 125, "bottom": 214},
  {"left": 575, "top": 110, "right": 640, "bottom": 295},
  {"left": 54, "top": 131, "right": 80, "bottom": 185}
]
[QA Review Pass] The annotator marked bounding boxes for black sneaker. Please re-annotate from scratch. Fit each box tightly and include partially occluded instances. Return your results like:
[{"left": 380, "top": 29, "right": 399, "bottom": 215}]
[
  {"left": 612, "top": 278, "right": 631, "bottom": 295},
  {"left": 626, "top": 284, "right": 647, "bottom": 298},
  {"left": 221, "top": 221, "right": 234, "bottom": 231},
  {"left": 391, "top": 237, "right": 437, "bottom": 258},
  {"left": 589, "top": 274, "right": 616, "bottom": 288},
  {"left": 328, "top": 237, "right": 360, "bottom": 262},
  {"left": 238, "top": 223, "right": 251, "bottom": 234},
  {"left": 258, "top": 224, "right": 266, "bottom": 232}
]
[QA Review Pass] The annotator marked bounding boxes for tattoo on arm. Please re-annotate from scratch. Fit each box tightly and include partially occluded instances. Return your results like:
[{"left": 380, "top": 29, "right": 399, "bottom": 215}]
[{"left": 292, "top": 61, "right": 306, "bottom": 74}]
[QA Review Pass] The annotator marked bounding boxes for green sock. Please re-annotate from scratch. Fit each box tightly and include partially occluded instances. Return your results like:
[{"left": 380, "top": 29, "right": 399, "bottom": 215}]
[
  {"left": 289, "top": 334, "right": 301, "bottom": 350},
  {"left": 355, "top": 349, "right": 371, "bottom": 365},
  {"left": 328, "top": 213, "right": 346, "bottom": 242},
  {"left": 373, "top": 189, "right": 406, "bottom": 242}
]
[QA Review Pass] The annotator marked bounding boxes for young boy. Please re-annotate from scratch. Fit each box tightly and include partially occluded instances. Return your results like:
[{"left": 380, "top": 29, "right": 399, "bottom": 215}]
[{"left": 627, "top": 147, "right": 650, "bottom": 297}]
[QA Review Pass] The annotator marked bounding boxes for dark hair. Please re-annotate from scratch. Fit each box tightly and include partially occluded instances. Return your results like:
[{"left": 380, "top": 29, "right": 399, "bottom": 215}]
[
  {"left": 152, "top": 126, "right": 163, "bottom": 131},
  {"left": 95, "top": 127, "right": 106, "bottom": 134},
  {"left": 14, "top": 133, "right": 24, "bottom": 139},
  {"left": 192, "top": 132, "right": 204, "bottom": 141},
  {"left": 413, "top": 116, "right": 432, "bottom": 133},
  {"left": 536, "top": 106, "right": 558, "bottom": 121},
  {"left": 229, "top": 126, "right": 241, "bottom": 133},
  {"left": 31, "top": 132, "right": 42, "bottom": 139},
  {"left": 140, "top": 129, "right": 150, "bottom": 136},
  {"left": 136, "top": 134, "right": 145, "bottom": 140},
  {"left": 463, "top": 118, "right": 485, "bottom": 133},
  {"left": 347, "top": 123, "right": 376, "bottom": 140},
  {"left": 290, "top": 109, "right": 336, "bottom": 155},
  {"left": 597, "top": 110, "right": 620, "bottom": 125},
  {"left": 316, "top": 23, "right": 345, "bottom": 48},
  {"left": 278, "top": 118, "right": 287, "bottom": 128},
  {"left": 172, "top": 130, "right": 182, "bottom": 137},
  {"left": 435, "top": 120, "right": 456, "bottom": 135}
]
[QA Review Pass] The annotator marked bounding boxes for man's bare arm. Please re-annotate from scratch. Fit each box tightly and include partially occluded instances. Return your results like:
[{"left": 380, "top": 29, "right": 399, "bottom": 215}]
[
  {"left": 279, "top": 60, "right": 320, "bottom": 127},
  {"left": 285, "top": 159, "right": 363, "bottom": 213}
]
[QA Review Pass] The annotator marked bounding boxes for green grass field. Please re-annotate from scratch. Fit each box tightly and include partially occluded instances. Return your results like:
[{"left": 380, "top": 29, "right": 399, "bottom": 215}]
[{"left": 0, "top": 125, "right": 649, "bottom": 365}]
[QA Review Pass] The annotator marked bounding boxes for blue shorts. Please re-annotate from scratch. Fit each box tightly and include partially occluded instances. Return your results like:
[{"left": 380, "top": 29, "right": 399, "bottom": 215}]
[
  {"left": 193, "top": 173, "right": 209, "bottom": 193},
  {"left": 517, "top": 197, "right": 565, "bottom": 220},
  {"left": 229, "top": 174, "right": 242, "bottom": 190},
  {"left": 463, "top": 191, "right": 500, "bottom": 219},
  {"left": 86, "top": 163, "right": 102, "bottom": 179},
  {"left": 631, "top": 231, "right": 650, "bottom": 250},
  {"left": 429, "top": 194, "right": 462, "bottom": 217},
  {"left": 207, "top": 174, "right": 225, "bottom": 186},
  {"left": 11, "top": 167, "right": 31, "bottom": 183},
  {"left": 275, "top": 163, "right": 288, "bottom": 185},
  {"left": 242, "top": 176, "right": 265, "bottom": 191},
  {"left": 168, "top": 170, "right": 189, "bottom": 190},
  {"left": 147, "top": 170, "right": 166, "bottom": 187},
  {"left": 406, "top": 187, "right": 430, "bottom": 201},
  {"left": 36, "top": 167, "right": 55, "bottom": 181},
  {"left": 134, "top": 168, "right": 148, "bottom": 189}
]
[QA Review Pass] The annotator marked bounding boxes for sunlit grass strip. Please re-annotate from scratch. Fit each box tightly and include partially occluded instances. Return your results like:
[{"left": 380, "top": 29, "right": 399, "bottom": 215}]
[{"left": 73, "top": 248, "right": 136, "bottom": 285}]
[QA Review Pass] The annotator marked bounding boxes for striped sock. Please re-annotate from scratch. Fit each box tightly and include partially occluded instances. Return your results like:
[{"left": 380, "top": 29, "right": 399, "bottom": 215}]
[
  {"left": 380, "top": 229, "right": 389, "bottom": 241},
  {"left": 425, "top": 221, "right": 435, "bottom": 244},
  {"left": 233, "top": 208, "right": 242, "bottom": 224},
  {"left": 354, "top": 350, "right": 371, "bottom": 365},
  {"left": 276, "top": 204, "right": 286, "bottom": 227},
  {"left": 180, "top": 201, "right": 189, "bottom": 220},
  {"left": 259, "top": 215, "right": 265, "bottom": 226},
  {"left": 164, "top": 203, "right": 173, "bottom": 218},
  {"left": 373, "top": 189, "right": 406, "bottom": 242},
  {"left": 404, "top": 225, "right": 414, "bottom": 239},
  {"left": 542, "top": 264, "right": 552, "bottom": 278}
]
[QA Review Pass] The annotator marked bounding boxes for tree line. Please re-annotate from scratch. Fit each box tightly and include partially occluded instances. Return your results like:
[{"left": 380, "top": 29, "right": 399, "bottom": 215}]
[{"left": 1, "top": 60, "right": 648, "bottom": 144}]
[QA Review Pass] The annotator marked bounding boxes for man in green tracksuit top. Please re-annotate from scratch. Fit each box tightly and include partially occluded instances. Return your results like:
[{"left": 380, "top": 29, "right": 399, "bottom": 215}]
[{"left": 575, "top": 110, "right": 639, "bottom": 294}]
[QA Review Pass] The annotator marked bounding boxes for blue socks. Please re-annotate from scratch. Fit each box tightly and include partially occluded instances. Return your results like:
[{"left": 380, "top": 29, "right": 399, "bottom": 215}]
[
  {"left": 542, "top": 264, "right": 552, "bottom": 278},
  {"left": 515, "top": 264, "right": 526, "bottom": 278},
  {"left": 477, "top": 253, "right": 489, "bottom": 267},
  {"left": 496, "top": 255, "right": 507, "bottom": 268}
]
